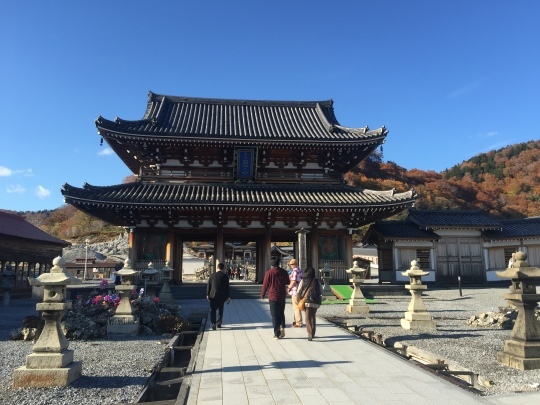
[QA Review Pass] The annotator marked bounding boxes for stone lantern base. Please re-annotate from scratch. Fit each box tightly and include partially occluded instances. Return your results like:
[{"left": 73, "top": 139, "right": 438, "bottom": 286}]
[
  {"left": 346, "top": 299, "right": 370, "bottom": 314},
  {"left": 13, "top": 350, "right": 82, "bottom": 388},
  {"left": 497, "top": 340, "right": 540, "bottom": 370},
  {"left": 400, "top": 311, "right": 436, "bottom": 331},
  {"left": 107, "top": 317, "right": 140, "bottom": 335}
]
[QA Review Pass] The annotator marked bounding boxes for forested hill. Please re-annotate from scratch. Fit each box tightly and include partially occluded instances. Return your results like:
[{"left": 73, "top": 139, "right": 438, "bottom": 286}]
[
  {"left": 10, "top": 139, "right": 540, "bottom": 243},
  {"left": 346, "top": 139, "right": 540, "bottom": 219}
]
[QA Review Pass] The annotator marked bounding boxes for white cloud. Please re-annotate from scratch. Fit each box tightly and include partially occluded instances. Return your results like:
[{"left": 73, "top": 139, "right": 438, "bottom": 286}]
[
  {"left": 0, "top": 166, "right": 33, "bottom": 177},
  {"left": 7, "top": 184, "right": 25, "bottom": 194},
  {"left": 35, "top": 185, "right": 51, "bottom": 199},
  {"left": 483, "top": 131, "right": 499, "bottom": 138},
  {"left": 447, "top": 77, "right": 490, "bottom": 99},
  {"left": 98, "top": 147, "right": 114, "bottom": 156},
  {"left": 0, "top": 166, "right": 13, "bottom": 176}
]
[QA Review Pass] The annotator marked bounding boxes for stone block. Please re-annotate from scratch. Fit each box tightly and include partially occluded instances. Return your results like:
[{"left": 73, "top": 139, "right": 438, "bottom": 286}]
[
  {"left": 401, "top": 318, "right": 437, "bottom": 331},
  {"left": 497, "top": 352, "right": 540, "bottom": 371},
  {"left": 13, "top": 362, "right": 82, "bottom": 388},
  {"left": 501, "top": 339, "right": 540, "bottom": 358},
  {"left": 346, "top": 305, "right": 369, "bottom": 314},
  {"left": 26, "top": 350, "right": 74, "bottom": 369}
]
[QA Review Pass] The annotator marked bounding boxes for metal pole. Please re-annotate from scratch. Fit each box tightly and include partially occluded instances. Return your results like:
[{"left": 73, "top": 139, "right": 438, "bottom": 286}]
[{"left": 83, "top": 238, "right": 89, "bottom": 280}]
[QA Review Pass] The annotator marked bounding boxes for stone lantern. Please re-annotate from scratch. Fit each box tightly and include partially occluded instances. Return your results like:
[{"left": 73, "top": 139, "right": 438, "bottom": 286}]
[
  {"left": 346, "top": 261, "right": 369, "bottom": 314},
  {"left": 107, "top": 259, "right": 139, "bottom": 335},
  {"left": 13, "top": 256, "right": 82, "bottom": 388},
  {"left": 496, "top": 251, "right": 540, "bottom": 370},
  {"left": 319, "top": 263, "right": 335, "bottom": 301},
  {"left": 400, "top": 260, "right": 436, "bottom": 331},
  {"left": 142, "top": 262, "right": 159, "bottom": 299},
  {"left": 1, "top": 263, "right": 15, "bottom": 306},
  {"left": 159, "top": 261, "right": 174, "bottom": 304}
]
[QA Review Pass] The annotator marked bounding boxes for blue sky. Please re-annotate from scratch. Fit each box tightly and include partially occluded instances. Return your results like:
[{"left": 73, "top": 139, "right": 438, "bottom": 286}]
[{"left": 1, "top": 1, "right": 539, "bottom": 212}]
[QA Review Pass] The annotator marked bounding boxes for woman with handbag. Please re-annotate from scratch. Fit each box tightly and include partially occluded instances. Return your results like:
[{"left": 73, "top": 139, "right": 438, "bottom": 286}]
[{"left": 296, "top": 264, "right": 322, "bottom": 341}]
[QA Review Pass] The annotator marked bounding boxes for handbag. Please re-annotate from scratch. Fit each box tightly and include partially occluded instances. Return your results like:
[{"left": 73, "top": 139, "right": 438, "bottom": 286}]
[{"left": 297, "top": 278, "right": 314, "bottom": 311}]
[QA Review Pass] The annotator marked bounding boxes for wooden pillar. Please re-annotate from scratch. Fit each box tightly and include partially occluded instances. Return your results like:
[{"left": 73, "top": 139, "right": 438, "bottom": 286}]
[
  {"left": 346, "top": 232, "right": 353, "bottom": 269},
  {"left": 127, "top": 227, "right": 137, "bottom": 265},
  {"left": 173, "top": 236, "right": 183, "bottom": 284},
  {"left": 311, "top": 229, "right": 319, "bottom": 272},
  {"left": 259, "top": 228, "right": 272, "bottom": 282},
  {"left": 214, "top": 227, "right": 224, "bottom": 273}
]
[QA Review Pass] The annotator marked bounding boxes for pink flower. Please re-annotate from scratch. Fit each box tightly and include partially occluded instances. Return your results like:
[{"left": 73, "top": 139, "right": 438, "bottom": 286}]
[{"left": 153, "top": 297, "right": 160, "bottom": 303}]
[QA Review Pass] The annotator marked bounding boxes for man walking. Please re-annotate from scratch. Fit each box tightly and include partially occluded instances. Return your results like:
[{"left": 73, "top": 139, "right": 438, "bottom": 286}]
[
  {"left": 261, "top": 258, "right": 290, "bottom": 339},
  {"left": 206, "top": 262, "right": 231, "bottom": 330}
]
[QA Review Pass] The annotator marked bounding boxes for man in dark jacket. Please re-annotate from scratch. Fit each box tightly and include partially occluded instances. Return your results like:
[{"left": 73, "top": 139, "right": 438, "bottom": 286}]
[
  {"left": 206, "top": 262, "right": 231, "bottom": 330},
  {"left": 261, "top": 258, "right": 290, "bottom": 339}
]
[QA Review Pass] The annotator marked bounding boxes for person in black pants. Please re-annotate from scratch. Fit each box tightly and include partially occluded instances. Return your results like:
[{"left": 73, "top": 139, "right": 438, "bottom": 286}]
[
  {"left": 261, "top": 258, "right": 290, "bottom": 339},
  {"left": 206, "top": 262, "right": 231, "bottom": 330}
]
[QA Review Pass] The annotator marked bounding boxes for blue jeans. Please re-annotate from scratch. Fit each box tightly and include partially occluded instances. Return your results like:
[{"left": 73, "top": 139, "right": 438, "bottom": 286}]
[{"left": 269, "top": 300, "right": 286, "bottom": 337}]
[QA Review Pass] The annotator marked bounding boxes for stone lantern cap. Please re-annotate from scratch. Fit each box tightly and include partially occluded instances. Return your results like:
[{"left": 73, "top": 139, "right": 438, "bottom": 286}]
[
  {"left": 142, "top": 262, "right": 159, "bottom": 276},
  {"left": 319, "top": 263, "right": 334, "bottom": 274},
  {"left": 497, "top": 252, "right": 540, "bottom": 280},
  {"left": 161, "top": 261, "right": 173, "bottom": 273},
  {"left": 346, "top": 261, "right": 367, "bottom": 276},
  {"left": 401, "top": 260, "right": 429, "bottom": 278},
  {"left": 116, "top": 258, "right": 137, "bottom": 277},
  {"left": 30, "top": 257, "right": 81, "bottom": 286}
]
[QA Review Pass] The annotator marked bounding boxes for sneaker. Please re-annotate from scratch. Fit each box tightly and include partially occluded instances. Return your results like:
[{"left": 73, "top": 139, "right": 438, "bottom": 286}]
[
  {"left": 212, "top": 324, "right": 216, "bottom": 330},
  {"left": 273, "top": 335, "right": 279, "bottom": 340},
  {"left": 217, "top": 323, "right": 222, "bottom": 328},
  {"left": 280, "top": 326, "right": 285, "bottom": 338},
  {"left": 292, "top": 323, "right": 302, "bottom": 328},
  {"left": 308, "top": 336, "right": 312, "bottom": 341}
]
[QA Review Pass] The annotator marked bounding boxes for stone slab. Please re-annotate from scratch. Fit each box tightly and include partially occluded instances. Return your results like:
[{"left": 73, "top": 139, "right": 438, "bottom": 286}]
[
  {"left": 403, "top": 311, "right": 433, "bottom": 322},
  {"left": 501, "top": 339, "right": 540, "bottom": 358},
  {"left": 107, "top": 322, "right": 140, "bottom": 335},
  {"left": 26, "top": 350, "right": 74, "bottom": 369},
  {"left": 13, "top": 361, "right": 82, "bottom": 388},
  {"left": 497, "top": 352, "right": 540, "bottom": 370},
  {"left": 401, "top": 318, "right": 437, "bottom": 331},
  {"left": 346, "top": 305, "right": 369, "bottom": 314}
]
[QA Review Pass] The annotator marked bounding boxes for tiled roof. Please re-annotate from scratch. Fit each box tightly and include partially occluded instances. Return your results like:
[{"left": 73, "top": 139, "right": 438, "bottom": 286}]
[
  {"left": 363, "top": 220, "right": 440, "bottom": 243},
  {"left": 62, "top": 182, "right": 416, "bottom": 210},
  {"left": 408, "top": 210, "right": 501, "bottom": 230},
  {"left": 0, "top": 211, "right": 70, "bottom": 245},
  {"left": 95, "top": 92, "right": 387, "bottom": 142},
  {"left": 482, "top": 218, "right": 540, "bottom": 241}
]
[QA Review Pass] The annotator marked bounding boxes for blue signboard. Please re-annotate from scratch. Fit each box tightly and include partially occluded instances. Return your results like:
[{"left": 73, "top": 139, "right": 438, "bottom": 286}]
[{"left": 236, "top": 148, "right": 256, "bottom": 181}]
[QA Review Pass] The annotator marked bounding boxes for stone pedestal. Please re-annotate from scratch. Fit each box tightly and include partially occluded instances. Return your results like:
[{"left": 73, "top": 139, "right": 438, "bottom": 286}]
[
  {"left": 320, "top": 263, "right": 336, "bottom": 301},
  {"left": 13, "top": 257, "right": 82, "bottom": 388},
  {"left": 496, "top": 252, "right": 540, "bottom": 370},
  {"left": 2, "top": 264, "right": 15, "bottom": 306},
  {"left": 346, "top": 261, "right": 369, "bottom": 314},
  {"left": 142, "top": 262, "right": 159, "bottom": 299},
  {"left": 108, "top": 259, "right": 139, "bottom": 335},
  {"left": 400, "top": 260, "right": 436, "bottom": 331},
  {"left": 158, "top": 261, "right": 174, "bottom": 304}
]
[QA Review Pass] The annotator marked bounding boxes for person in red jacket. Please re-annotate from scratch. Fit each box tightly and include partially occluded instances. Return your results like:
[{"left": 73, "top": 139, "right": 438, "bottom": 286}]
[{"left": 261, "top": 258, "right": 290, "bottom": 339}]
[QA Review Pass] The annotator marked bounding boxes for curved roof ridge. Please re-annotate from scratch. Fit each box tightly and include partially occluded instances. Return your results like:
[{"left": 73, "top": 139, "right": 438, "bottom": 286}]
[{"left": 147, "top": 91, "right": 333, "bottom": 108}]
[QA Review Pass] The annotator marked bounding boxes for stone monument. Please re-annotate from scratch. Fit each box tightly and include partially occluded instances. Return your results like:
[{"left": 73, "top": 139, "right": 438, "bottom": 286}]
[
  {"left": 400, "top": 260, "right": 436, "bottom": 331},
  {"left": 158, "top": 261, "right": 174, "bottom": 304},
  {"left": 319, "top": 263, "right": 336, "bottom": 301},
  {"left": 1, "top": 263, "right": 15, "bottom": 306},
  {"left": 346, "top": 261, "right": 369, "bottom": 314},
  {"left": 496, "top": 251, "right": 540, "bottom": 370},
  {"left": 107, "top": 258, "right": 139, "bottom": 335},
  {"left": 142, "top": 262, "right": 159, "bottom": 299},
  {"left": 13, "top": 256, "right": 82, "bottom": 388}
]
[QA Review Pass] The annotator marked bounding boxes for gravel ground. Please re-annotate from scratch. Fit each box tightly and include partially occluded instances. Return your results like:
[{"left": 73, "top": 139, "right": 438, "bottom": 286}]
[
  {"left": 2, "top": 286, "right": 540, "bottom": 403},
  {"left": 0, "top": 300, "right": 169, "bottom": 405},
  {"left": 315, "top": 285, "right": 540, "bottom": 397}
]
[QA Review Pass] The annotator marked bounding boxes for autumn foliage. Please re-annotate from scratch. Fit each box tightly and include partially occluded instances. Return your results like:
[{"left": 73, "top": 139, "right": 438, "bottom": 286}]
[{"left": 17, "top": 140, "right": 540, "bottom": 243}]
